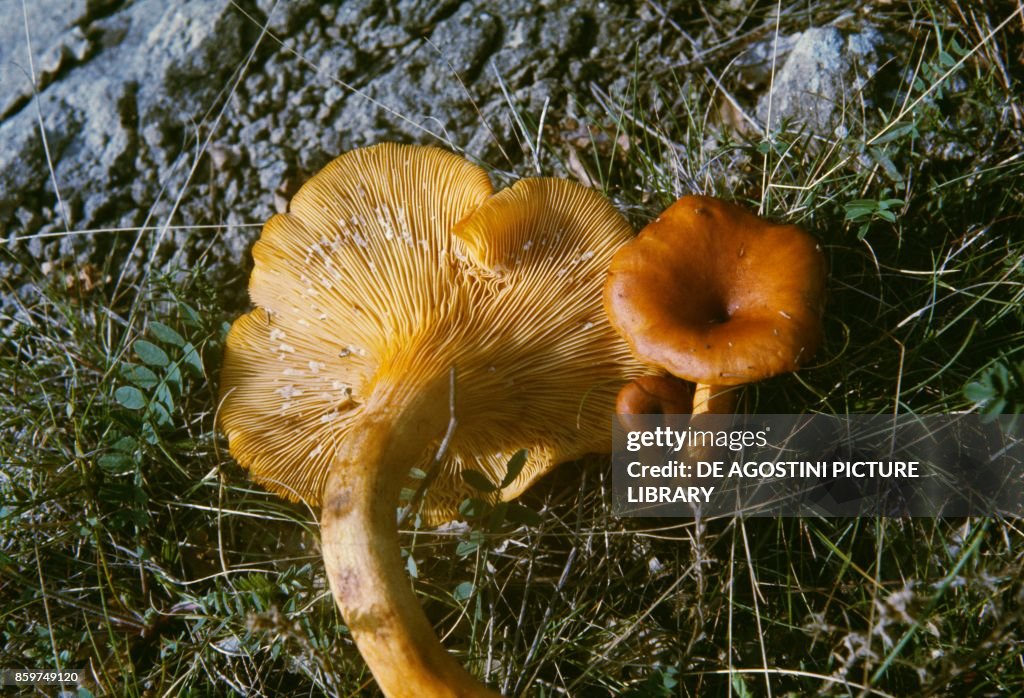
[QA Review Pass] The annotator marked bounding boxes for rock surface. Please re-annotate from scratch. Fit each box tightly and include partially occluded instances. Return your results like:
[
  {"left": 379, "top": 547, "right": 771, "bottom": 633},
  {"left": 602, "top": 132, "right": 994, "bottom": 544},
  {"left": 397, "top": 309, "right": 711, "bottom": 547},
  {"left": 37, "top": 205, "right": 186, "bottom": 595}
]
[
  {"left": 0, "top": 0, "right": 891, "bottom": 332},
  {"left": 756, "top": 25, "right": 885, "bottom": 137}
]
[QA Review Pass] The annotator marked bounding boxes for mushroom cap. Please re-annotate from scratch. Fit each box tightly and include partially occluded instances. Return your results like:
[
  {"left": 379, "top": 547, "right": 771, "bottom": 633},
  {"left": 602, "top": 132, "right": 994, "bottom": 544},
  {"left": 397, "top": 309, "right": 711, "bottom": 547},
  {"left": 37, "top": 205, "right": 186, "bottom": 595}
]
[
  {"left": 615, "top": 374, "right": 694, "bottom": 415},
  {"left": 219, "top": 143, "right": 649, "bottom": 524},
  {"left": 615, "top": 374, "right": 694, "bottom": 434},
  {"left": 604, "top": 195, "right": 827, "bottom": 386}
]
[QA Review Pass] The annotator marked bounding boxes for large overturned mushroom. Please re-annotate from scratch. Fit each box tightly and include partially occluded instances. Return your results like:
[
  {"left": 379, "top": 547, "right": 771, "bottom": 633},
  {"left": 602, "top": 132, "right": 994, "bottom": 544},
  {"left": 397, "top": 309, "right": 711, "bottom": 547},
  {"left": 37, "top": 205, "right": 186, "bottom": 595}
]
[
  {"left": 219, "top": 143, "right": 651, "bottom": 696},
  {"left": 604, "top": 195, "right": 827, "bottom": 413}
]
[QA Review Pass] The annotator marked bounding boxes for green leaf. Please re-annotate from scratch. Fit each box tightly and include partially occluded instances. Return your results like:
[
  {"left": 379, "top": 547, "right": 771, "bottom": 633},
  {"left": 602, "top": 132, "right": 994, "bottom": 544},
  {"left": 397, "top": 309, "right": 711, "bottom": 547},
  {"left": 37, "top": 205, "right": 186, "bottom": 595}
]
[
  {"left": 115, "top": 386, "right": 147, "bottom": 410},
  {"left": 730, "top": 671, "right": 752, "bottom": 698},
  {"left": 964, "top": 359, "right": 1024, "bottom": 421},
  {"left": 154, "top": 383, "right": 175, "bottom": 413},
  {"left": 164, "top": 363, "right": 182, "bottom": 391},
  {"left": 182, "top": 342, "right": 204, "bottom": 376},
  {"left": 964, "top": 382, "right": 992, "bottom": 402},
  {"left": 844, "top": 200, "right": 879, "bottom": 221},
  {"left": 178, "top": 301, "right": 202, "bottom": 328},
  {"left": 122, "top": 364, "right": 159, "bottom": 389},
  {"left": 458, "top": 497, "right": 488, "bottom": 519},
  {"left": 872, "top": 122, "right": 917, "bottom": 145},
  {"left": 149, "top": 321, "right": 184, "bottom": 346},
  {"left": 461, "top": 469, "right": 498, "bottom": 493},
  {"left": 983, "top": 398, "right": 1007, "bottom": 419},
  {"left": 111, "top": 436, "right": 137, "bottom": 453},
  {"left": 499, "top": 449, "right": 529, "bottom": 489},
  {"left": 488, "top": 501, "right": 509, "bottom": 531},
  {"left": 452, "top": 581, "right": 474, "bottom": 601},
  {"left": 623, "top": 667, "right": 678, "bottom": 697},
  {"left": 455, "top": 539, "right": 478, "bottom": 557},
  {"left": 133, "top": 485, "right": 148, "bottom": 506},
  {"left": 98, "top": 453, "right": 133, "bottom": 473},
  {"left": 456, "top": 530, "right": 486, "bottom": 558},
  {"left": 148, "top": 401, "right": 173, "bottom": 426},
  {"left": 134, "top": 339, "right": 169, "bottom": 367},
  {"left": 406, "top": 554, "right": 418, "bottom": 579}
]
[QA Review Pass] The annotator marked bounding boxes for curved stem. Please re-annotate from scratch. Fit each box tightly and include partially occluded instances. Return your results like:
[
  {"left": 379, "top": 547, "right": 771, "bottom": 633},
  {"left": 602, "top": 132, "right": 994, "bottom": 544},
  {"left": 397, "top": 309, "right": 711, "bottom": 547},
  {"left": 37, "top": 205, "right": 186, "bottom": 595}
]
[
  {"left": 321, "top": 376, "right": 503, "bottom": 698},
  {"left": 692, "top": 382, "right": 736, "bottom": 415}
]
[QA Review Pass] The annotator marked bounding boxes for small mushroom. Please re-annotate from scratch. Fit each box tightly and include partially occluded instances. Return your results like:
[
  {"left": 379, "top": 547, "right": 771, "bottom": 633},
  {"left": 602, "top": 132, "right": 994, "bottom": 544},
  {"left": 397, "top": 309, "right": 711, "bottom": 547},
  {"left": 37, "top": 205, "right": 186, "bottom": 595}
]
[
  {"left": 615, "top": 374, "right": 694, "bottom": 433},
  {"left": 219, "top": 143, "right": 651, "bottom": 696},
  {"left": 616, "top": 374, "right": 694, "bottom": 416},
  {"left": 604, "top": 195, "right": 827, "bottom": 413}
]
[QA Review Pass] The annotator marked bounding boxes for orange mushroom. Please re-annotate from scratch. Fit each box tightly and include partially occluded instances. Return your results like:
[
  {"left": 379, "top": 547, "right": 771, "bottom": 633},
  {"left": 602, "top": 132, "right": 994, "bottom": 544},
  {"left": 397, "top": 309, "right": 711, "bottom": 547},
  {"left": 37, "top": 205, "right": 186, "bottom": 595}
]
[
  {"left": 616, "top": 374, "right": 694, "bottom": 415},
  {"left": 219, "top": 143, "right": 653, "bottom": 697},
  {"left": 604, "top": 195, "right": 827, "bottom": 413},
  {"left": 615, "top": 373, "right": 694, "bottom": 433}
]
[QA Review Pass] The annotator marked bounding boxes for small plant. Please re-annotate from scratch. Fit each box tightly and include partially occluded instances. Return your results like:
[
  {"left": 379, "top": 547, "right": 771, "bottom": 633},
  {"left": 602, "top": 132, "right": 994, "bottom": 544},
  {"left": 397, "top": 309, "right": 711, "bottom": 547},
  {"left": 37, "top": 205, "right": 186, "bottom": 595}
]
[
  {"left": 844, "top": 196, "right": 905, "bottom": 240},
  {"left": 623, "top": 666, "right": 679, "bottom": 697},
  {"left": 114, "top": 317, "right": 206, "bottom": 443},
  {"left": 447, "top": 449, "right": 543, "bottom": 604},
  {"left": 457, "top": 449, "right": 543, "bottom": 547},
  {"left": 965, "top": 358, "right": 1024, "bottom": 422}
]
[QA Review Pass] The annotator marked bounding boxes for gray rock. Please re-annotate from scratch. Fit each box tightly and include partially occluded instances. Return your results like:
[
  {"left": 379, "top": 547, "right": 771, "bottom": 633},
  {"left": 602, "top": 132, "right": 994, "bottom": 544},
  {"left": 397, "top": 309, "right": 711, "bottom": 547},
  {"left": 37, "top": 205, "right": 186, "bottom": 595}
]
[
  {"left": 0, "top": 0, "right": 255, "bottom": 255},
  {"left": 733, "top": 33, "right": 801, "bottom": 90},
  {"left": 0, "top": 0, "right": 641, "bottom": 276},
  {"left": 0, "top": 0, "right": 94, "bottom": 119},
  {"left": 756, "top": 25, "right": 884, "bottom": 136}
]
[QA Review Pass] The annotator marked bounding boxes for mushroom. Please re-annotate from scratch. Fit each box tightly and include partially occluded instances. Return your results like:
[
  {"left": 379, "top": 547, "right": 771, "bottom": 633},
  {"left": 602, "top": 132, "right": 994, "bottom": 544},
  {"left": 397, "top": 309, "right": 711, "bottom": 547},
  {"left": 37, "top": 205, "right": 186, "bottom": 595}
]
[
  {"left": 615, "top": 374, "right": 694, "bottom": 433},
  {"left": 219, "top": 143, "right": 651, "bottom": 697},
  {"left": 604, "top": 195, "right": 827, "bottom": 413},
  {"left": 616, "top": 374, "right": 694, "bottom": 415}
]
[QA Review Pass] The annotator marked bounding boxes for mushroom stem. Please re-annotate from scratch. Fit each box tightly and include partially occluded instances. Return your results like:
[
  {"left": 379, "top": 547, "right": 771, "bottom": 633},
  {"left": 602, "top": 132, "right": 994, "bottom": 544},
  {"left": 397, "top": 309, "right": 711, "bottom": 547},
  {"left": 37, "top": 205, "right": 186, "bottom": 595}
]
[
  {"left": 692, "top": 382, "right": 736, "bottom": 415},
  {"left": 321, "top": 375, "right": 502, "bottom": 698}
]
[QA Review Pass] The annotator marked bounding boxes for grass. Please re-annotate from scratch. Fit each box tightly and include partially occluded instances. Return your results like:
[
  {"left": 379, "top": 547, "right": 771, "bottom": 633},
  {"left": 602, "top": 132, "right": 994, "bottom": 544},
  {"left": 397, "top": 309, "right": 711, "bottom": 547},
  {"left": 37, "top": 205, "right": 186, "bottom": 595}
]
[{"left": 2, "top": 1, "right": 1023, "bottom": 696}]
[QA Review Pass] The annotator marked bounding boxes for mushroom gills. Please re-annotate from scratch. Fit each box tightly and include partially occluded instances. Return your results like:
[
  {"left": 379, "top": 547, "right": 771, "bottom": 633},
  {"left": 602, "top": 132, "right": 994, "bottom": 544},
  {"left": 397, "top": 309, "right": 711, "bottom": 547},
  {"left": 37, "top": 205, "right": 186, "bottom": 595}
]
[{"left": 220, "top": 143, "right": 656, "bottom": 697}]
